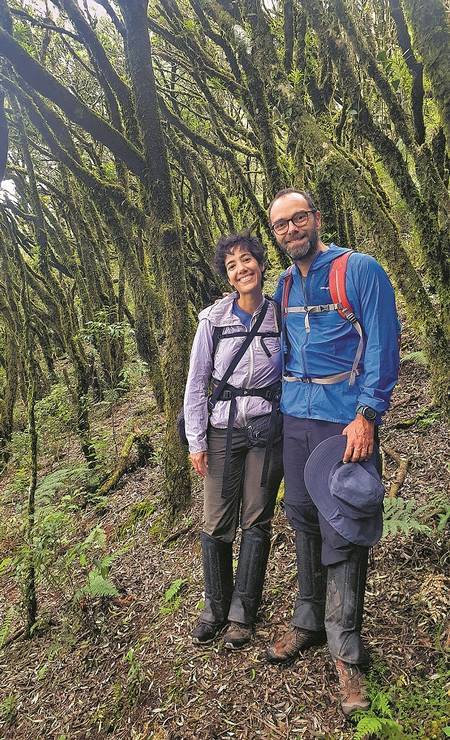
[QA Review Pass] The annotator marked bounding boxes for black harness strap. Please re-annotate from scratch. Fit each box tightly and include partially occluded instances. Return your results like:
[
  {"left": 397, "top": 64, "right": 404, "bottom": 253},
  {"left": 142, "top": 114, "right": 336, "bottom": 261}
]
[
  {"left": 208, "top": 300, "right": 269, "bottom": 413},
  {"left": 207, "top": 300, "right": 281, "bottom": 497},
  {"left": 213, "top": 381, "right": 281, "bottom": 496}
]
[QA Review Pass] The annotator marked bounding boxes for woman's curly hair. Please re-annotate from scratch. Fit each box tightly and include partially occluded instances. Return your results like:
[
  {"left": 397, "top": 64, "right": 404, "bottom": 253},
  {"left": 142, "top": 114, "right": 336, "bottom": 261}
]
[{"left": 214, "top": 231, "right": 265, "bottom": 282}]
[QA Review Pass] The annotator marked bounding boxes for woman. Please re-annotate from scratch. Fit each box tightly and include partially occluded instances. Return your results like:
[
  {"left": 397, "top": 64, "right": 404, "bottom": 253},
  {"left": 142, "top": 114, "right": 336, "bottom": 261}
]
[{"left": 184, "top": 232, "right": 283, "bottom": 649}]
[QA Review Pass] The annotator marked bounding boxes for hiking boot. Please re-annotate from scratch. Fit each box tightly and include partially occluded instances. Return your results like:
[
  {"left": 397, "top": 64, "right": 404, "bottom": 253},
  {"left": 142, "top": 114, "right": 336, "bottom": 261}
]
[
  {"left": 223, "top": 621, "right": 253, "bottom": 649},
  {"left": 266, "top": 625, "right": 326, "bottom": 664},
  {"left": 334, "top": 658, "right": 370, "bottom": 716},
  {"left": 191, "top": 620, "right": 225, "bottom": 645}
]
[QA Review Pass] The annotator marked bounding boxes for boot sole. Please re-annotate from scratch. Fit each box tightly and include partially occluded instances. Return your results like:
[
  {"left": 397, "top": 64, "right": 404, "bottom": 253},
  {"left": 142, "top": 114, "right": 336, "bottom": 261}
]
[
  {"left": 265, "top": 651, "right": 300, "bottom": 666},
  {"left": 342, "top": 702, "right": 370, "bottom": 717},
  {"left": 192, "top": 636, "right": 218, "bottom": 645}
]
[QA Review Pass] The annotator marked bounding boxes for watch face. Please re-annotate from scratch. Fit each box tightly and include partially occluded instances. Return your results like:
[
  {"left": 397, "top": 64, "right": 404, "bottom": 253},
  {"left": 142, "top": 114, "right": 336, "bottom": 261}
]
[{"left": 358, "top": 405, "right": 376, "bottom": 421}]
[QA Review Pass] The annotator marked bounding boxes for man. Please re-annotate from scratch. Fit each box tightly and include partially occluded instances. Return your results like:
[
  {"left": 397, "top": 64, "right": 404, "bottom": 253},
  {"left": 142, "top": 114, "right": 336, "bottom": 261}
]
[{"left": 266, "top": 188, "right": 400, "bottom": 715}]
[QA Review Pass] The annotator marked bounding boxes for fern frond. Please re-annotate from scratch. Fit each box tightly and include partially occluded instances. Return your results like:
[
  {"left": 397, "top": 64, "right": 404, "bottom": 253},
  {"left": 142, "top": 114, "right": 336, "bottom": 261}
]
[
  {"left": 383, "top": 498, "right": 432, "bottom": 539},
  {"left": 353, "top": 715, "right": 383, "bottom": 739},
  {"left": 0, "top": 557, "right": 13, "bottom": 577},
  {"left": 372, "top": 690, "right": 392, "bottom": 717},
  {"left": 82, "top": 570, "right": 119, "bottom": 598},
  {"left": 0, "top": 607, "right": 16, "bottom": 648},
  {"left": 164, "top": 578, "right": 184, "bottom": 602},
  {"left": 400, "top": 350, "right": 427, "bottom": 366},
  {"left": 35, "top": 465, "right": 90, "bottom": 503}
]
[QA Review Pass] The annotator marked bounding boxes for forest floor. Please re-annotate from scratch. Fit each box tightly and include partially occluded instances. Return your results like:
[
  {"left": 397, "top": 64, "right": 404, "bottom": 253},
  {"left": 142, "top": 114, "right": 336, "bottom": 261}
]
[{"left": 0, "top": 323, "right": 449, "bottom": 739}]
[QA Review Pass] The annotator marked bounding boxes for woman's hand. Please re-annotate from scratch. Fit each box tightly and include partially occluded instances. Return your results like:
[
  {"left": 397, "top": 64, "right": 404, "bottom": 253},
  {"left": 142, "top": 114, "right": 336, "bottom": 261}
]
[{"left": 189, "top": 451, "right": 208, "bottom": 477}]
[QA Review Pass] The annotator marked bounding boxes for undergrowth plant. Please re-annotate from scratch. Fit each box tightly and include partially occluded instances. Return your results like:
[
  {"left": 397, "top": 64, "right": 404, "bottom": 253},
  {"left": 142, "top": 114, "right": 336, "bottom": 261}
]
[
  {"left": 382, "top": 493, "right": 450, "bottom": 539},
  {"left": 353, "top": 691, "right": 407, "bottom": 739},
  {"left": 0, "top": 694, "right": 17, "bottom": 726},
  {"left": 352, "top": 658, "right": 450, "bottom": 739},
  {"left": 1, "top": 458, "right": 123, "bottom": 641},
  {"left": 160, "top": 578, "right": 185, "bottom": 616}
]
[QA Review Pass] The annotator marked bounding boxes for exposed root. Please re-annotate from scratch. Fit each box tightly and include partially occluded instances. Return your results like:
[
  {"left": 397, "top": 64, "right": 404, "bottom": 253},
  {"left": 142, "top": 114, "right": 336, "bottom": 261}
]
[
  {"left": 382, "top": 444, "right": 410, "bottom": 498},
  {"left": 2, "top": 627, "right": 25, "bottom": 648},
  {"left": 162, "top": 525, "right": 192, "bottom": 545},
  {"left": 97, "top": 431, "right": 152, "bottom": 496}
]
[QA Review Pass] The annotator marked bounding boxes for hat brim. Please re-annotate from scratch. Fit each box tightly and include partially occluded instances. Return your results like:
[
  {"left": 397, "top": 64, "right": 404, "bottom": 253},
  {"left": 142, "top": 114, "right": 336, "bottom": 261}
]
[{"left": 304, "top": 435, "right": 383, "bottom": 547}]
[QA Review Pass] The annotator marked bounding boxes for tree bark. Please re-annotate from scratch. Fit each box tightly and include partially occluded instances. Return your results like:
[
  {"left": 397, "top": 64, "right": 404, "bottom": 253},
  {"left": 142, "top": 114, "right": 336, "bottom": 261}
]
[
  {"left": 118, "top": 0, "right": 192, "bottom": 517},
  {"left": 283, "top": 0, "right": 294, "bottom": 73},
  {"left": 388, "top": 0, "right": 425, "bottom": 145},
  {"left": 0, "top": 329, "right": 17, "bottom": 464},
  {"left": 401, "top": 0, "right": 450, "bottom": 153}
]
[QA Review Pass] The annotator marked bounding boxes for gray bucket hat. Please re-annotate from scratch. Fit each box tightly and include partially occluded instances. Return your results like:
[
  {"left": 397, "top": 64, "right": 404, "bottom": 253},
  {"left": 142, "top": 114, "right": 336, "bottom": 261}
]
[{"left": 304, "top": 435, "right": 384, "bottom": 547}]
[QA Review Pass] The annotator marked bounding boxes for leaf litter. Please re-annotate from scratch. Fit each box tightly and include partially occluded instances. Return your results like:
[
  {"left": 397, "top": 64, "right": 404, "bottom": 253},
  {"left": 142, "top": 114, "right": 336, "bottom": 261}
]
[{"left": 0, "top": 329, "right": 448, "bottom": 739}]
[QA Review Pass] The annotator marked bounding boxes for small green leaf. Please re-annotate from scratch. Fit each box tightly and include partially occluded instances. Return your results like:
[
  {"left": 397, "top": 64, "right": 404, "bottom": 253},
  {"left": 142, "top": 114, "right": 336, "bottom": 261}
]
[
  {"left": 0, "top": 557, "right": 13, "bottom": 576},
  {"left": 83, "top": 571, "right": 119, "bottom": 598},
  {"left": 164, "top": 578, "right": 184, "bottom": 602}
]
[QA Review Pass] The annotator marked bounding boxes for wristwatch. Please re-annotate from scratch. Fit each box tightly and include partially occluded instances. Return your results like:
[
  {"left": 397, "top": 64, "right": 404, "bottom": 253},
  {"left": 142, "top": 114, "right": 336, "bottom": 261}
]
[{"left": 356, "top": 404, "right": 377, "bottom": 422}]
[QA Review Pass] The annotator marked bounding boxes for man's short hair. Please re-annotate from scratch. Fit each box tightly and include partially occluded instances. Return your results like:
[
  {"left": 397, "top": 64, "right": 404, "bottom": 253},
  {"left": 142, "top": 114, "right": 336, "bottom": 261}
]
[
  {"left": 214, "top": 231, "right": 265, "bottom": 280},
  {"left": 267, "top": 188, "right": 318, "bottom": 221}
]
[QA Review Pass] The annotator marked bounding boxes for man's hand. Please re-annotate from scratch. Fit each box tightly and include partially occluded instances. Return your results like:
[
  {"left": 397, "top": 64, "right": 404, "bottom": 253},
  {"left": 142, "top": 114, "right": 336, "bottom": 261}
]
[
  {"left": 189, "top": 451, "right": 208, "bottom": 477},
  {"left": 342, "top": 415, "right": 375, "bottom": 463}
]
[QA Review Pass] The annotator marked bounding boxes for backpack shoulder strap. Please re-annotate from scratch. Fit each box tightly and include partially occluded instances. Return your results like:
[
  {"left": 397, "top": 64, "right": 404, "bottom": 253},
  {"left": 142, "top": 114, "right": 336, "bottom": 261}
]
[
  {"left": 265, "top": 295, "right": 281, "bottom": 332},
  {"left": 329, "top": 251, "right": 365, "bottom": 386},
  {"left": 281, "top": 265, "right": 295, "bottom": 317},
  {"left": 209, "top": 300, "right": 270, "bottom": 411},
  {"left": 212, "top": 325, "right": 223, "bottom": 358},
  {"left": 328, "top": 251, "right": 354, "bottom": 320}
]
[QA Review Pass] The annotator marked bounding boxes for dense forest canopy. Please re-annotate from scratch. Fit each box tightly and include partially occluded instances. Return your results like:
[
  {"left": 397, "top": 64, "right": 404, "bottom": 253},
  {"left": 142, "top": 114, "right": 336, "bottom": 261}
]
[{"left": 0, "top": 0, "right": 448, "bottom": 523}]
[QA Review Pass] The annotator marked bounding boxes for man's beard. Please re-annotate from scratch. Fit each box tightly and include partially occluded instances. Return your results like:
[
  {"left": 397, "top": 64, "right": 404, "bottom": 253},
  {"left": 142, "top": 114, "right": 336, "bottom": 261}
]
[{"left": 281, "top": 227, "right": 319, "bottom": 261}]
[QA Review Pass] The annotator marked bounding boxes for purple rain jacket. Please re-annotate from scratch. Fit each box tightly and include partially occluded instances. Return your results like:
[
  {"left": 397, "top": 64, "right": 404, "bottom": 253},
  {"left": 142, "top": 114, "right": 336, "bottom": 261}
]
[{"left": 183, "top": 294, "right": 282, "bottom": 454}]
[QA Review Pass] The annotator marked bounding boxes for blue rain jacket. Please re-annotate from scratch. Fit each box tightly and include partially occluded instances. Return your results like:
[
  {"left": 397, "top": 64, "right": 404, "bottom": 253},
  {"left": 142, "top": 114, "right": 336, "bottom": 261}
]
[{"left": 273, "top": 244, "right": 400, "bottom": 425}]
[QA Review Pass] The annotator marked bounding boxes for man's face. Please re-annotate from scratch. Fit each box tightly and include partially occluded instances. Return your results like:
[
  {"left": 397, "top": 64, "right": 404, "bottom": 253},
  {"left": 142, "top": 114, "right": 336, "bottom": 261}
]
[{"left": 270, "top": 194, "right": 321, "bottom": 262}]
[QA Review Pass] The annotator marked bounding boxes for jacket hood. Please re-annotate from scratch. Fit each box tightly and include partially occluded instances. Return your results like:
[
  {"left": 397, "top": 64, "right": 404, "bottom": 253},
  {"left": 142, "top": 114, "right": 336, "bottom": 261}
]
[
  {"left": 198, "top": 293, "right": 268, "bottom": 327},
  {"left": 198, "top": 293, "right": 238, "bottom": 327}
]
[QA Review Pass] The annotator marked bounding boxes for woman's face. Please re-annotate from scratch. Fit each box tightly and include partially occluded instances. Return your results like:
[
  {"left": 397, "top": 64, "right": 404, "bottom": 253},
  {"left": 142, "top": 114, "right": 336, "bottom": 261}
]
[{"left": 224, "top": 245, "right": 264, "bottom": 295}]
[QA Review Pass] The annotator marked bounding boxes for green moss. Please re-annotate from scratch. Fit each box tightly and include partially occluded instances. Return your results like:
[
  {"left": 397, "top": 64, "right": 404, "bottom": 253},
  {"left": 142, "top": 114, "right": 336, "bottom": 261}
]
[
  {"left": 148, "top": 514, "right": 168, "bottom": 541},
  {"left": 117, "top": 500, "right": 155, "bottom": 539}
]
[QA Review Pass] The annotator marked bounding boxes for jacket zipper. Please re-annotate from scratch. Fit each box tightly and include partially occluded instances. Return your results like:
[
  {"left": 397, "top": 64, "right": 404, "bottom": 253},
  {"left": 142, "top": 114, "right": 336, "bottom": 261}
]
[{"left": 301, "top": 271, "right": 312, "bottom": 416}]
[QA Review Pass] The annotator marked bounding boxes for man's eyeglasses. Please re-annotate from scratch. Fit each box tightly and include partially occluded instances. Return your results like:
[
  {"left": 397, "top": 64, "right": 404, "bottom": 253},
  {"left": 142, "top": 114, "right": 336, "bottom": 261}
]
[{"left": 271, "top": 210, "right": 317, "bottom": 236}]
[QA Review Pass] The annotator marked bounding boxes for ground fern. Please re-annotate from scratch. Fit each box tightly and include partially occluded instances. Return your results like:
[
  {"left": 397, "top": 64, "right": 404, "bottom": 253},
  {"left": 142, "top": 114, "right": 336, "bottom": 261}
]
[
  {"left": 383, "top": 497, "right": 432, "bottom": 537},
  {"left": 0, "top": 606, "right": 16, "bottom": 648}
]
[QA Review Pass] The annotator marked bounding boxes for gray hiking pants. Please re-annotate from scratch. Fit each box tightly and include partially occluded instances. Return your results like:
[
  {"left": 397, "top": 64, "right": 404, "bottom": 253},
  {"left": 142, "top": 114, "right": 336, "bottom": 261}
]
[{"left": 203, "top": 425, "right": 284, "bottom": 542}]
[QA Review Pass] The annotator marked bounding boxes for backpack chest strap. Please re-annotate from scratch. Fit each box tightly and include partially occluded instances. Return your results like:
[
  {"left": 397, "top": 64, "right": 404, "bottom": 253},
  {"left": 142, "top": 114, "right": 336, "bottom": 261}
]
[
  {"left": 284, "top": 303, "right": 340, "bottom": 314},
  {"left": 284, "top": 302, "right": 339, "bottom": 332}
]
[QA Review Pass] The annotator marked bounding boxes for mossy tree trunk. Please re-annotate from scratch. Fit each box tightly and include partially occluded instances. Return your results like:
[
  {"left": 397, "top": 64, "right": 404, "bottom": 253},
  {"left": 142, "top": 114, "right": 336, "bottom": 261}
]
[
  {"left": 401, "top": 0, "right": 450, "bottom": 154},
  {"left": 0, "top": 327, "right": 18, "bottom": 465},
  {"left": 118, "top": 0, "right": 192, "bottom": 517}
]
